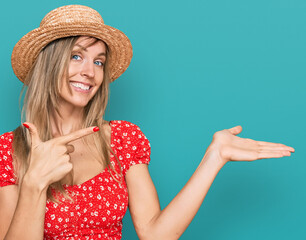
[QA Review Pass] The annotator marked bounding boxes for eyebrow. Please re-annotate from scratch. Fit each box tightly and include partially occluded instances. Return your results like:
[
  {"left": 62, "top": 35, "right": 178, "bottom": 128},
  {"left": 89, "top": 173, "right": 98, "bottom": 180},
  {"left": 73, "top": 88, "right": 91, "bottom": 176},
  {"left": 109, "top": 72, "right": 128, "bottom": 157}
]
[
  {"left": 73, "top": 44, "right": 106, "bottom": 57},
  {"left": 97, "top": 52, "right": 106, "bottom": 57}
]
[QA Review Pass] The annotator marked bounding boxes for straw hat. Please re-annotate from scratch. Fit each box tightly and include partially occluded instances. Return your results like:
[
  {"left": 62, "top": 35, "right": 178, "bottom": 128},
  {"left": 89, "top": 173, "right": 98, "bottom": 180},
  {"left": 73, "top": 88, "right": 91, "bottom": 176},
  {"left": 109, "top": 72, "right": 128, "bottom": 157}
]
[{"left": 11, "top": 5, "right": 133, "bottom": 84}]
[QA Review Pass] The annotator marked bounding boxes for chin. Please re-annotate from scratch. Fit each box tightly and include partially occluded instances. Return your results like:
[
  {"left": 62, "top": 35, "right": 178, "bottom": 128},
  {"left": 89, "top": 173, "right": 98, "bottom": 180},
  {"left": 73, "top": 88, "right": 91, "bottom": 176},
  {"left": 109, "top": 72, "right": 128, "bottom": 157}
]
[
  {"left": 71, "top": 94, "right": 96, "bottom": 108},
  {"left": 73, "top": 100, "right": 92, "bottom": 108},
  {"left": 59, "top": 96, "right": 93, "bottom": 109}
]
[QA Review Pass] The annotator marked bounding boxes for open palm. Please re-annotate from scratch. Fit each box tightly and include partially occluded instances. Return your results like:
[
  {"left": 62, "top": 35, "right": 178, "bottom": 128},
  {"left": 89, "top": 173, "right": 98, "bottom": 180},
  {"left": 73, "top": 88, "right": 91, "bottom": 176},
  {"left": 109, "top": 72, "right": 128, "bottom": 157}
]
[{"left": 208, "top": 126, "right": 294, "bottom": 164}]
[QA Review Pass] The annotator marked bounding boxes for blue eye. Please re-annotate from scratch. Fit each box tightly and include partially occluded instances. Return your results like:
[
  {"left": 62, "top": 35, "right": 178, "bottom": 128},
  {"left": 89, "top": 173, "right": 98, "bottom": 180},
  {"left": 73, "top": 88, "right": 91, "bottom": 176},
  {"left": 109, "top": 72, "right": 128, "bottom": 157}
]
[
  {"left": 94, "top": 61, "right": 104, "bottom": 67},
  {"left": 72, "top": 55, "right": 81, "bottom": 60}
]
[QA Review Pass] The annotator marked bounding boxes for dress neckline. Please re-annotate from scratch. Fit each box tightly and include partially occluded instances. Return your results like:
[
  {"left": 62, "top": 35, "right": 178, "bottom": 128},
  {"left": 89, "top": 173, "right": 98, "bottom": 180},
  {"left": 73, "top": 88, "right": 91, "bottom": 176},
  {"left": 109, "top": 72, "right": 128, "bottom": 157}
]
[{"left": 63, "top": 120, "right": 114, "bottom": 189}]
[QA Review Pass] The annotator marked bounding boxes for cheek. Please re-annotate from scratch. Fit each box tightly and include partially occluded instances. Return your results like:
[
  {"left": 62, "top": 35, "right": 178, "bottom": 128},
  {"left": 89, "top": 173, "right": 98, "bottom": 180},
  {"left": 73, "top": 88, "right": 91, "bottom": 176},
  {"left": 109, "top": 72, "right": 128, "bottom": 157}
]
[
  {"left": 68, "top": 63, "right": 78, "bottom": 77},
  {"left": 96, "top": 70, "right": 104, "bottom": 86},
  {"left": 94, "top": 79, "right": 104, "bottom": 94}
]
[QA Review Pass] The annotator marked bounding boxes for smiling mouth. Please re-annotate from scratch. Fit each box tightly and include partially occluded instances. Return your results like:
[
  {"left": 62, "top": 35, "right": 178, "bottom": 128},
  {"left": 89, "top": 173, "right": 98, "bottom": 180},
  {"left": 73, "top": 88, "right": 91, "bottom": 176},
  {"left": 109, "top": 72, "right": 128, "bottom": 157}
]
[{"left": 70, "top": 82, "right": 92, "bottom": 91}]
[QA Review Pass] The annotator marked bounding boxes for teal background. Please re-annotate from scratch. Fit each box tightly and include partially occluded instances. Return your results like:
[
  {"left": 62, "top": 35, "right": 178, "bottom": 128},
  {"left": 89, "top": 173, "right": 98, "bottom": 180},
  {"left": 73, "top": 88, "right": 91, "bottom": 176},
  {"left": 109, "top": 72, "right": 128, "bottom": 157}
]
[{"left": 0, "top": 0, "right": 305, "bottom": 239}]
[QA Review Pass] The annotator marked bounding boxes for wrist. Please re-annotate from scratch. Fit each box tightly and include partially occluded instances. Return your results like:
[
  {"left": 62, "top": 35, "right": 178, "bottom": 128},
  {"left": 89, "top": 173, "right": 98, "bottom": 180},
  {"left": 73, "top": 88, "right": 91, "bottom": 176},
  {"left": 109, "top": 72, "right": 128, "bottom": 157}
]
[
  {"left": 202, "top": 145, "right": 227, "bottom": 170},
  {"left": 22, "top": 173, "right": 48, "bottom": 194}
]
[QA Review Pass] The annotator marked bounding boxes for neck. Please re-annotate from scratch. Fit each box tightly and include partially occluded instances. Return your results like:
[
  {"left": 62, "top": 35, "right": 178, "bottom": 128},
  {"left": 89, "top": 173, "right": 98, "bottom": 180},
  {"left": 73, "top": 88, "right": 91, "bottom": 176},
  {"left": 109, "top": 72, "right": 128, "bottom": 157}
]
[{"left": 50, "top": 101, "right": 85, "bottom": 137}]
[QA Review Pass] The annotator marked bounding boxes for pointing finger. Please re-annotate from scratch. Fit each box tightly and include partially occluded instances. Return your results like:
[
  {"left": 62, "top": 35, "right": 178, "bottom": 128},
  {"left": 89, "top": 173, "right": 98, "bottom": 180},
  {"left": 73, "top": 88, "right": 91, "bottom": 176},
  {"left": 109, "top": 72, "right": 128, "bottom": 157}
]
[
  {"left": 23, "top": 122, "right": 42, "bottom": 147},
  {"left": 58, "top": 126, "right": 99, "bottom": 144}
]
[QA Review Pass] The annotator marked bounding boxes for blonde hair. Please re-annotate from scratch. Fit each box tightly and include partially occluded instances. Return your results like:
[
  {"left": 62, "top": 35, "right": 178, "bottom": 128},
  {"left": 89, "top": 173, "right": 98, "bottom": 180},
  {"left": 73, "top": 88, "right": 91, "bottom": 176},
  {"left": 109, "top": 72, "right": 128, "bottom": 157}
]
[{"left": 12, "top": 36, "right": 120, "bottom": 200}]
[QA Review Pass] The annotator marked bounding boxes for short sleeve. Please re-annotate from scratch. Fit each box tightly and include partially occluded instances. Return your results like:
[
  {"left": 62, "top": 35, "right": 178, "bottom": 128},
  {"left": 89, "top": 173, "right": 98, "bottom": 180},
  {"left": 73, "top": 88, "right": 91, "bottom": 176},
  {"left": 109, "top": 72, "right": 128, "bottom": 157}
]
[
  {"left": 129, "top": 122, "right": 151, "bottom": 167},
  {"left": 0, "top": 132, "right": 17, "bottom": 187},
  {"left": 111, "top": 121, "right": 151, "bottom": 176}
]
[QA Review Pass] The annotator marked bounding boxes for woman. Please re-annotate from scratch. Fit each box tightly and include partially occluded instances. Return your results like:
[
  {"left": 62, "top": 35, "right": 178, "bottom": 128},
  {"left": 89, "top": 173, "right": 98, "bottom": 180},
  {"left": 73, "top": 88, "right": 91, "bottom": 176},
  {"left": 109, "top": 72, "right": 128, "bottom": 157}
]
[{"left": 0, "top": 5, "right": 294, "bottom": 240}]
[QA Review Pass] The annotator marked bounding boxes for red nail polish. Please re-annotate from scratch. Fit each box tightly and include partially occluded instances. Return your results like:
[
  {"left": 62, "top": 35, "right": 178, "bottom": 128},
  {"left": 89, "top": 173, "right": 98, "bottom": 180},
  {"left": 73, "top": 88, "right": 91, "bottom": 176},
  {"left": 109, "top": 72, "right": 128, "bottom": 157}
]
[
  {"left": 93, "top": 127, "right": 99, "bottom": 132},
  {"left": 23, "top": 123, "right": 29, "bottom": 128}
]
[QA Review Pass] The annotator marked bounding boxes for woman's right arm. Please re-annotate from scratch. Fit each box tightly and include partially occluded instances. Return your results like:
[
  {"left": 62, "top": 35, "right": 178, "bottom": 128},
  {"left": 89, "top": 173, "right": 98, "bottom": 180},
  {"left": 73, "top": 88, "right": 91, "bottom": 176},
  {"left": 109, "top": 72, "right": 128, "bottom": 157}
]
[
  {"left": 0, "top": 185, "right": 18, "bottom": 239},
  {"left": 0, "top": 123, "right": 99, "bottom": 239},
  {"left": 0, "top": 178, "right": 47, "bottom": 240}
]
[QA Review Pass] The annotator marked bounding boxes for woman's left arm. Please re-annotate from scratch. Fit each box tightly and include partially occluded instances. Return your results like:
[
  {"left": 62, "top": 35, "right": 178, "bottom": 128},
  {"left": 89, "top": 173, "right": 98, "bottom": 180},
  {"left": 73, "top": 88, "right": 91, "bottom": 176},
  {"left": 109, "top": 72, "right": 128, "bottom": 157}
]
[{"left": 126, "top": 126, "right": 294, "bottom": 240}]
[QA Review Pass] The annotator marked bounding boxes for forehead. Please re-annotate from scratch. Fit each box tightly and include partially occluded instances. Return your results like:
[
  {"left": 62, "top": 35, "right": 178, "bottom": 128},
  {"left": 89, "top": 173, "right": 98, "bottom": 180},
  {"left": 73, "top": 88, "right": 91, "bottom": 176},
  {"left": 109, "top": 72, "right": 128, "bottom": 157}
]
[{"left": 74, "top": 36, "right": 107, "bottom": 52}]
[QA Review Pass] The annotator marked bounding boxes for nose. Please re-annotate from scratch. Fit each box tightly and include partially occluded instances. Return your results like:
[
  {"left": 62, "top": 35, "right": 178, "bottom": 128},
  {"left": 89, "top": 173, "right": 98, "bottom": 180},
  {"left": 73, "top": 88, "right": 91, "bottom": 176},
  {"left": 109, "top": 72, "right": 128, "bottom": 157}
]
[{"left": 80, "top": 60, "right": 95, "bottom": 78}]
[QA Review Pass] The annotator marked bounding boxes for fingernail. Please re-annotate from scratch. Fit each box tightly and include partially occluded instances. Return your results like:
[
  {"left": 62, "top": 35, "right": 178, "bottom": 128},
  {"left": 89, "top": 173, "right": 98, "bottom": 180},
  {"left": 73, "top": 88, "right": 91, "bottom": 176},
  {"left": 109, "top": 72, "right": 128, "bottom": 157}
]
[
  {"left": 93, "top": 127, "right": 99, "bottom": 132},
  {"left": 23, "top": 123, "right": 29, "bottom": 129}
]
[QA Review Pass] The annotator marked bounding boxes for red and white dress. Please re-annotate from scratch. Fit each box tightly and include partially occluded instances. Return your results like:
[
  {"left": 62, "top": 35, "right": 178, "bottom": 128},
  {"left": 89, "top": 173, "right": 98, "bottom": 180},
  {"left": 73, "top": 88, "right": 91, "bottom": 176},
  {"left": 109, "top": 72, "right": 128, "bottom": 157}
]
[{"left": 0, "top": 120, "right": 151, "bottom": 240}]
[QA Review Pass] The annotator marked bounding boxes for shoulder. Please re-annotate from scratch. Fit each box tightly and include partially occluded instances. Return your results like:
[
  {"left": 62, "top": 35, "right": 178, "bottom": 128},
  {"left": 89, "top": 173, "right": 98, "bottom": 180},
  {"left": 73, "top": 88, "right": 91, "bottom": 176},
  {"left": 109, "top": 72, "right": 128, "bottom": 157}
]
[
  {"left": 110, "top": 120, "right": 149, "bottom": 141},
  {"left": 110, "top": 120, "right": 144, "bottom": 132},
  {"left": 109, "top": 120, "right": 151, "bottom": 175}
]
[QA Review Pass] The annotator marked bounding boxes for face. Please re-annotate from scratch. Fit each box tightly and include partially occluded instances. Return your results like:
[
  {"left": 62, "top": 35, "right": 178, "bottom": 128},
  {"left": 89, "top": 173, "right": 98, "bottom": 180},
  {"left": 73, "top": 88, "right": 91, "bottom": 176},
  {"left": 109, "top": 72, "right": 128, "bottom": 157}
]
[{"left": 59, "top": 36, "right": 107, "bottom": 109}]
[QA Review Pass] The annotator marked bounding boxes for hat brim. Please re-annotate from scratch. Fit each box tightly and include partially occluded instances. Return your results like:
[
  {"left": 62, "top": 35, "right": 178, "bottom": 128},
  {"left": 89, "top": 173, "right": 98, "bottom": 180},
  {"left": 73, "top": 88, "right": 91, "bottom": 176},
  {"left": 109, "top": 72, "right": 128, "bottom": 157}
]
[{"left": 11, "top": 22, "right": 133, "bottom": 83}]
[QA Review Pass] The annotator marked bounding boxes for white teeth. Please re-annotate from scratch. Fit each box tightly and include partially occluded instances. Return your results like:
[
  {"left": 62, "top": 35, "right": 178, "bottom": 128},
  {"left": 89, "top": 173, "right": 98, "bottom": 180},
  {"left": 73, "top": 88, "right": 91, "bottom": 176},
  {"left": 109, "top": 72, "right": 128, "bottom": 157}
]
[{"left": 71, "top": 82, "right": 90, "bottom": 90}]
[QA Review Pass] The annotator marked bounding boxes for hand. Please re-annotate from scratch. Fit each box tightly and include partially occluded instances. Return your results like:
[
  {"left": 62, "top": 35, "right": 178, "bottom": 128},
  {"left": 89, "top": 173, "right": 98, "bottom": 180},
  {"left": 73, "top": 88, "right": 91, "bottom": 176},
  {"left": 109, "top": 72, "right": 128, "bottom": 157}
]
[
  {"left": 207, "top": 126, "right": 295, "bottom": 166},
  {"left": 22, "top": 122, "right": 99, "bottom": 191}
]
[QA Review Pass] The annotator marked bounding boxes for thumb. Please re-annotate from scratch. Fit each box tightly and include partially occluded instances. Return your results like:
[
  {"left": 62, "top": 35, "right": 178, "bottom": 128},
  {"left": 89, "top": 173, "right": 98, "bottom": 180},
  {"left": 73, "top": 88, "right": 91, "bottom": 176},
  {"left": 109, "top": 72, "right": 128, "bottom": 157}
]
[
  {"left": 228, "top": 125, "right": 242, "bottom": 135},
  {"left": 23, "top": 122, "right": 41, "bottom": 147}
]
